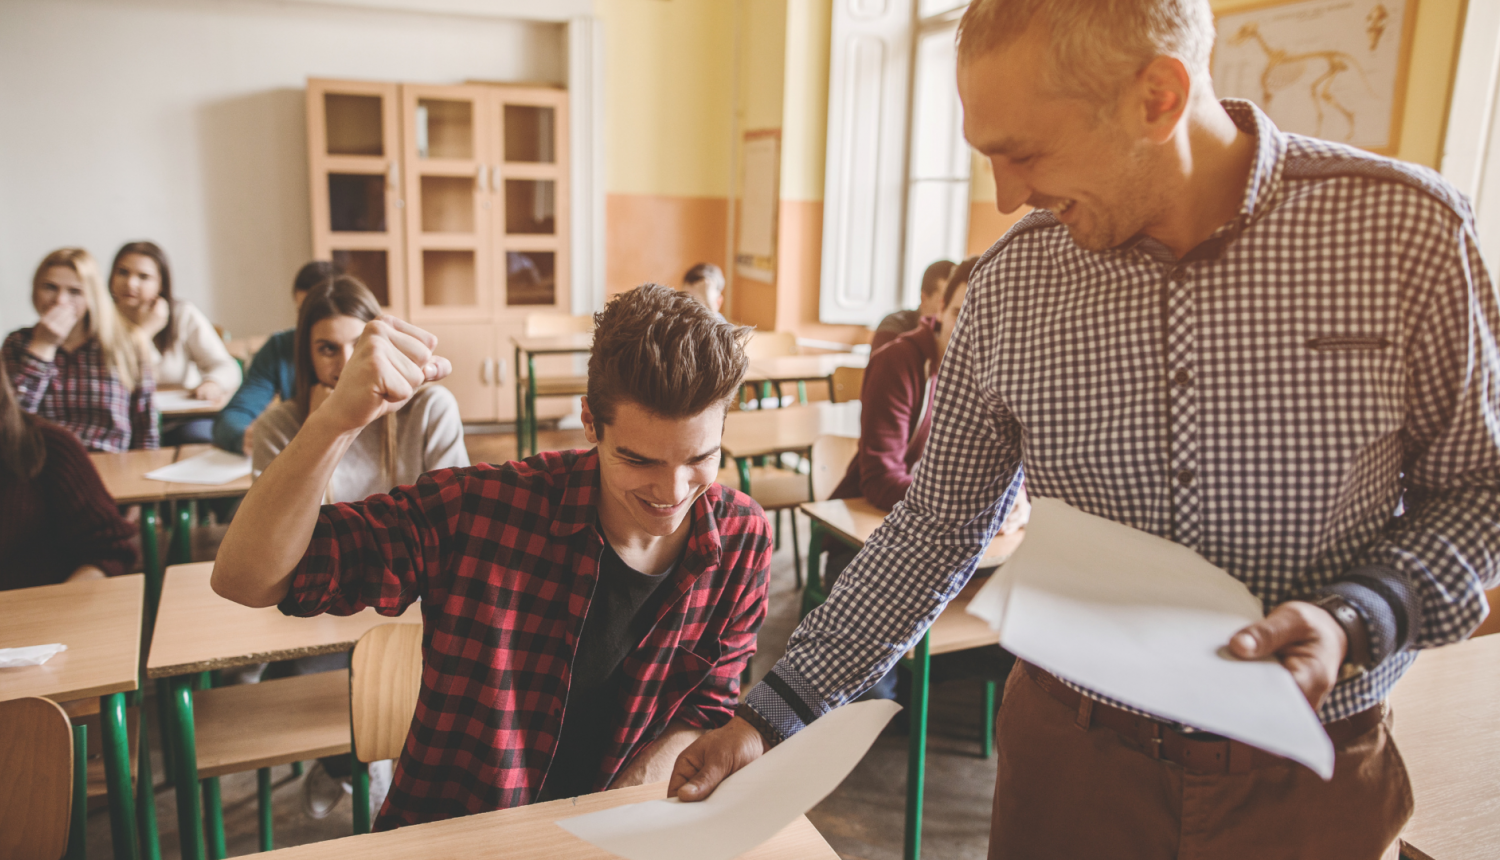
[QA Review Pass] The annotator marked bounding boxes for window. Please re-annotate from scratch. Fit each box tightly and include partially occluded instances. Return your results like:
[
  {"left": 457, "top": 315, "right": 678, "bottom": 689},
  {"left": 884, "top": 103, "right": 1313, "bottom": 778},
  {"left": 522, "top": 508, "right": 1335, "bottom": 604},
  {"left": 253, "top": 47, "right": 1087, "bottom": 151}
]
[{"left": 902, "top": 12, "right": 971, "bottom": 309}]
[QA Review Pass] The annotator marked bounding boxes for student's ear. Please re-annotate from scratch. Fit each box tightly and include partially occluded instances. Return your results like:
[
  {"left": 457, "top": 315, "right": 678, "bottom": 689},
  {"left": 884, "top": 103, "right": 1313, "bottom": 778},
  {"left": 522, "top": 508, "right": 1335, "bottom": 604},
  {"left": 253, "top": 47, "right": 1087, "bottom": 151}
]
[{"left": 581, "top": 397, "right": 599, "bottom": 445}]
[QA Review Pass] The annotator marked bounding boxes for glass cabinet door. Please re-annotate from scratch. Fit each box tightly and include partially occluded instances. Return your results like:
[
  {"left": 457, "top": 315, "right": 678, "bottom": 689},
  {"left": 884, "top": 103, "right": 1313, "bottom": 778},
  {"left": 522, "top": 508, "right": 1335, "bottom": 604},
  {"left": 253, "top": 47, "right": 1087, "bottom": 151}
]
[
  {"left": 489, "top": 87, "right": 569, "bottom": 313},
  {"left": 401, "top": 84, "right": 491, "bottom": 323},
  {"left": 307, "top": 79, "right": 405, "bottom": 314}
]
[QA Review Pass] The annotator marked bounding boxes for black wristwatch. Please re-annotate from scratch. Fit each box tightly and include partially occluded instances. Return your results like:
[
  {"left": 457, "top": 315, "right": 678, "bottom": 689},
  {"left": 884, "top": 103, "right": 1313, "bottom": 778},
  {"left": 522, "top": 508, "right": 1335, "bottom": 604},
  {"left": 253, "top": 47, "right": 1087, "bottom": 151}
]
[{"left": 1307, "top": 593, "right": 1374, "bottom": 682}]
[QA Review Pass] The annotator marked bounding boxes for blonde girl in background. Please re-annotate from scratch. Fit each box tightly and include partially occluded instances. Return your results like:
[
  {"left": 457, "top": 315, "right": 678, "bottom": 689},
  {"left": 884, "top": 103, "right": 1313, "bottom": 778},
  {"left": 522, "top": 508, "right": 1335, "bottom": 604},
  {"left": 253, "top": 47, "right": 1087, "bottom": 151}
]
[{"left": 3, "top": 248, "right": 157, "bottom": 452}]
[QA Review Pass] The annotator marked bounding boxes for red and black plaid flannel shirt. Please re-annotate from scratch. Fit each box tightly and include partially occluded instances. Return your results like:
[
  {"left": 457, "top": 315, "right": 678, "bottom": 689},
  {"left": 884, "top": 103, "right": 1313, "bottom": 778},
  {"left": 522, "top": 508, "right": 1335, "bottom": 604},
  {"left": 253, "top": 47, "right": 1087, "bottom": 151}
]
[
  {"left": 279, "top": 448, "right": 772, "bottom": 829},
  {"left": 4, "top": 327, "right": 158, "bottom": 452}
]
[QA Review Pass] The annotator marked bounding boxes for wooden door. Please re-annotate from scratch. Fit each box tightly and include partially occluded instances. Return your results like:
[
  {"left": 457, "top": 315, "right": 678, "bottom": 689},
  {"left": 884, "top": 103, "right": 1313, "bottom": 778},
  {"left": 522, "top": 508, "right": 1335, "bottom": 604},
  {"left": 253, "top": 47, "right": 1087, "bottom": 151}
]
[
  {"left": 488, "top": 86, "right": 570, "bottom": 318},
  {"left": 401, "top": 84, "right": 493, "bottom": 325},
  {"left": 307, "top": 78, "right": 406, "bottom": 315},
  {"left": 423, "top": 322, "right": 498, "bottom": 422}
]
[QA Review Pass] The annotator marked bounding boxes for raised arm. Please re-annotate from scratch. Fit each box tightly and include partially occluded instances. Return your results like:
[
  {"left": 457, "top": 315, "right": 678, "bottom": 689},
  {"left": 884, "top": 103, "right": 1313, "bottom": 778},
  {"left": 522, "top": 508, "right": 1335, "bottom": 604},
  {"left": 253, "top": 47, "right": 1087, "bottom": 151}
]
[{"left": 212, "top": 317, "right": 452, "bottom": 607}]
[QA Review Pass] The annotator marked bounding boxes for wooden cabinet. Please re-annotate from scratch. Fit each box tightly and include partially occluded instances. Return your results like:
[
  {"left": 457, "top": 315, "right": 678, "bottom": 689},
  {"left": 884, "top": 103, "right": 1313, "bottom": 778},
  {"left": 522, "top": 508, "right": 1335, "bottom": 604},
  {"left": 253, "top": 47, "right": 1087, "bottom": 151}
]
[{"left": 307, "top": 78, "right": 571, "bottom": 423}]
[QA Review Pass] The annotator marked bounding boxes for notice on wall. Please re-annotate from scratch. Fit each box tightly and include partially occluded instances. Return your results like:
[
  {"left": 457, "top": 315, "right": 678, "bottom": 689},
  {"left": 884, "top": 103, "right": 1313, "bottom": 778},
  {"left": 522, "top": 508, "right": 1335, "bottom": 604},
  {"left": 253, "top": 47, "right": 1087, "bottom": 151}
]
[{"left": 737, "top": 133, "right": 780, "bottom": 284}]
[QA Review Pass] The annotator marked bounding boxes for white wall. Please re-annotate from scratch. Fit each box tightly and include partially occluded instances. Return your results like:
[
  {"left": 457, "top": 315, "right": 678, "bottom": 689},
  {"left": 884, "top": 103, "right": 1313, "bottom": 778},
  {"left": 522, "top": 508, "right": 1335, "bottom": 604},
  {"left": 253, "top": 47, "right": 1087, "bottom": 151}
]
[{"left": 0, "top": 0, "right": 565, "bottom": 337}]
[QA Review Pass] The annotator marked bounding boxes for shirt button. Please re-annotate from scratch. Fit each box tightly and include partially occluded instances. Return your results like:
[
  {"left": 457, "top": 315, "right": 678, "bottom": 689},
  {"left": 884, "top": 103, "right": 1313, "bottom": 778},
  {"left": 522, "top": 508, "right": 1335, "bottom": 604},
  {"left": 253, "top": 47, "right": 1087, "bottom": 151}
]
[
  {"left": 1177, "top": 469, "right": 1195, "bottom": 486},
  {"left": 1170, "top": 271, "right": 1188, "bottom": 284},
  {"left": 1173, "top": 369, "right": 1192, "bottom": 386}
]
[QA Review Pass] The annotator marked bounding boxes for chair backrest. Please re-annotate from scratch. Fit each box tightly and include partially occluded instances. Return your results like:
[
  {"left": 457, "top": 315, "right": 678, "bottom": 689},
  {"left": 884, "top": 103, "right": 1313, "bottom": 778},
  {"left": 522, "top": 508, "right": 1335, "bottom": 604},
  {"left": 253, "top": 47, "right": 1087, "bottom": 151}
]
[
  {"left": 350, "top": 623, "right": 424, "bottom": 763},
  {"left": 829, "top": 365, "right": 865, "bottom": 403},
  {"left": 1474, "top": 587, "right": 1500, "bottom": 637},
  {"left": 744, "top": 330, "right": 799, "bottom": 359},
  {"left": 0, "top": 697, "right": 74, "bottom": 860},
  {"left": 810, "top": 434, "right": 861, "bottom": 501},
  {"left": 526, "top": 313, "right": 595, "bottom": 337}
]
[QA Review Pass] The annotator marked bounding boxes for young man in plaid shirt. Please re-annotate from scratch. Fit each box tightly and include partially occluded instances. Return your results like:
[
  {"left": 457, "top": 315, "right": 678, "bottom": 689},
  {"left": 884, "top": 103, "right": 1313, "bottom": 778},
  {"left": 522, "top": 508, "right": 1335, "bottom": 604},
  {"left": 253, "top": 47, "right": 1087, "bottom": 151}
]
[{"left": 214, "top": 284, "right": 771, "bottom": 829}]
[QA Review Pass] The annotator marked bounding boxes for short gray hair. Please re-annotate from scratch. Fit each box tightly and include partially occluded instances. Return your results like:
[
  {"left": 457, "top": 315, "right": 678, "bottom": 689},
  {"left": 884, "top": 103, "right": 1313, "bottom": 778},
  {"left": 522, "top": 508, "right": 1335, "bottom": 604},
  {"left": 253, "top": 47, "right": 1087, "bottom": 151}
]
[{"left": 957, "top": 0, "right": 1216, "bottom": 107}]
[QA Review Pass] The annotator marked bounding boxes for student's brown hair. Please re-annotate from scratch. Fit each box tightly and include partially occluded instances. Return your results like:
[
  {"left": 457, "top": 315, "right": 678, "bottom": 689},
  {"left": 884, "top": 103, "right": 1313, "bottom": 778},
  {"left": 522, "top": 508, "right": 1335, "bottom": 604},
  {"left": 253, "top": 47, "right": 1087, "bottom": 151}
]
[
  {"left": 587, "top": 283, "right": 750, "bottom": 431},
  {"left": 944, "top": 256, "right": 982, "bottom": 309},
  {"left": 110, "top": 241, "right": 176, "bottom": 354},
  {"left": 292, "top": 275, "right": 381, "bottom": 416},
  {"left": 0, "top": 353, "right": 46, "bottom": 481},
  {"left": 920, "top": 259, "right": 956, "bottom": 300}
]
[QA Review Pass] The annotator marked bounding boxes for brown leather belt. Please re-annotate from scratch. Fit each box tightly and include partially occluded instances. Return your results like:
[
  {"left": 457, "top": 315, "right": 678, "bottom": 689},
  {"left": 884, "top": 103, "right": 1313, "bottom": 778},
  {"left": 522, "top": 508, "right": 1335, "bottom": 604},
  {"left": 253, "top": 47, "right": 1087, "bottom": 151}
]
[{"left": 1022, "top": 661, "right": 1382, "bottom": 775}]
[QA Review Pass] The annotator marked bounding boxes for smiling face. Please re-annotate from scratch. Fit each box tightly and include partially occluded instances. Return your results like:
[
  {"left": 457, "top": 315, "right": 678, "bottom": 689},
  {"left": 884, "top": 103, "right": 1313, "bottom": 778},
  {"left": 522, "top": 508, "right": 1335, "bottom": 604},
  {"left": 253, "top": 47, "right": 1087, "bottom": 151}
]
[
  {"left": 34, "top": 265, "right": 89, "bottom": 320},
  {"left": 110, "top": 253, "right": 162, "bottom": 313},
  {"left": 309, "top": 315, "right": 365, "bottom": 388},
  {"left": 958, "top": 25, "right": 1168, "bottom": 251},
  {"left": 583, "top": 398, "right": 725, "bottom": 542}
]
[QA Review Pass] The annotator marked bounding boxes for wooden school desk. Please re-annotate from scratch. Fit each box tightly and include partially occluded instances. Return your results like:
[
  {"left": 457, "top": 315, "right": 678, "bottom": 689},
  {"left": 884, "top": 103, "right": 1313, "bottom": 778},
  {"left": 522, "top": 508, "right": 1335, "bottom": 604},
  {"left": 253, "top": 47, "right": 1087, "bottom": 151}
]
[
  {"left": 147, "top": 562, "right": 420, "bottom": 860},
  {"left": 89, "top": 444, "right": 254, "bottom": 618},
  {"left": 1389, "top": 633, "right": 1500, "bottom": 860},
  {"left": 748, "top": 353, "right": 868, "bottom": 405},
  {"left": 250, "top": 781, "right": 839, "bottom": 859},
  {"left": 721, "top": 401, "right": 862, "bottom": 465},
  {"left": 799, "top": 496, "right": 1025, "bottom": 860},
  {"left": 0, "top": 575, "right": 148, "bottom": 860},
  {"left": 511, "top": 332, "right": 593, "bottom": 458}
]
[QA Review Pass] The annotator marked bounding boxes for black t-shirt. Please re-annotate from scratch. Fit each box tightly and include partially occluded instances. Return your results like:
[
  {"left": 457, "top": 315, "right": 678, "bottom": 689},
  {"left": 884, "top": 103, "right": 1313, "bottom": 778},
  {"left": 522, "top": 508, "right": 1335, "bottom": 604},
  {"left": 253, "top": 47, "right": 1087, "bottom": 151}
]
[{"left": 541, "top": 540, "right": 676, "bottom": 799}]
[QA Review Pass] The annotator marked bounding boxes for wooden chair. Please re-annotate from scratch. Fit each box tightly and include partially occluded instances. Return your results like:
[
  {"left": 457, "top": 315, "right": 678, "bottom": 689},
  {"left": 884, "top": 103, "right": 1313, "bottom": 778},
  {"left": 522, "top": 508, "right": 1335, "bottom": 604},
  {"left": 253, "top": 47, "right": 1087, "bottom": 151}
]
[
  {"left": 829, "top": 365, "right": 864, "bottom": 404},
  {"left": 179, "top": 670, "right": 352, "bottom": 853},
  {"left": 721, "top": 434, "right": 860, "bottom": 589},
  {"left": 349, "top": 624, "right": 423, "bottom": 834},
  {"left": 743, "top": 331, "right": 802, "bottom": 408},
  {"left": 1473, "top": 586, "right": 1500, "bottom": 637},
  {"left": 0, "top": 697, "right": 83, "bottom": 860},
  {"left": 517, "top": 314, "right": 594, "bottom": 457}
]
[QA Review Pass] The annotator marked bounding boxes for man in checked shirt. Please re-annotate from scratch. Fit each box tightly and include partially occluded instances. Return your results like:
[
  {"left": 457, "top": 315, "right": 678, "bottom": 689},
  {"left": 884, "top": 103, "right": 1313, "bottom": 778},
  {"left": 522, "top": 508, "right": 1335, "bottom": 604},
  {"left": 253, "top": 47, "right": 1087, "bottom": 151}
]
[
  {"left": 671, "top": 1, "right": 1500, "bottom": 858},
  {"left": 213, "top": 285, "right": 771, "bottom": 827}
]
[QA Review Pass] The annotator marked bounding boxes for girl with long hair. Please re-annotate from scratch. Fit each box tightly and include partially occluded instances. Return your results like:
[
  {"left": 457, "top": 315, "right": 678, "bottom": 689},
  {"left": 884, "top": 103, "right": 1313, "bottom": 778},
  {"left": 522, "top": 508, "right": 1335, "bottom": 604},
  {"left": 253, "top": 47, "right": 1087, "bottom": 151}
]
[
  {"left": 251, "top": 275, "right": 468, "bottom": 502},
  {"left": 109, "top": 241, "right": 241, "bottom": 444},
  {"left": 3, "top": 248, "right": 157, "bottom": 451},
  {"left": 0, "top": 351, "right": 136, "bottom": 590}
]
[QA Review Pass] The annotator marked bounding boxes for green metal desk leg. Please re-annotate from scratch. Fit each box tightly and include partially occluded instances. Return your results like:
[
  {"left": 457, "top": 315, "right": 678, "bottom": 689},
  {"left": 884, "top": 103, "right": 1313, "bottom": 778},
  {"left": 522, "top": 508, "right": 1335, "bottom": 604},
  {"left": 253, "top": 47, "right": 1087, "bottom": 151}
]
[
  {"left": 736, "top": 458, "right": 751, "bottom": 494},
  {"left": 258, "top": 767, "right": 274, "bottom": 851},
  {"left": 157, "top": 679, "right": 176, "bottom": 789},
  {"left": 352, "top": 755, "right": 372, "bottom": 834},
  {"left": 203, "top": 776, "right": 226, "bottom": 859},
  {"left": 136, "top": 698, "right": 162, "bottom": 860},
  {"left": 66, "top": 724, "right": 87, "bottom": 860},
  {"left": 102, "top": 691, "right": 141, "bottom": 860},
  {"left": 141, "top": 503, "right": 161, "bottom": 615},
  {"left": 904, "top": 633, "right": 932, "bottom": 860},
  {"left": 526, "top": 355, "right": 539, "bottom": 458},
  {"left": 982, "top": 680, "right": 997, "bottom": 758},
  {"left": 800, "top": 521, "right": 829, "bottom": 618},
  {"left": 171, "top": 676, "right": 207, "bottom": 860},
  {"left": 513, "top": 344, "right": 525, "bottom": 459},
  {"left": 171, "top": 502, "right": 192, "bottom": 566},
  {"left": 291, "top": 761, "right": 304, "bottom": 777},
  {"left": 797, "top": 380, "right": 807, "bottom": 403}
]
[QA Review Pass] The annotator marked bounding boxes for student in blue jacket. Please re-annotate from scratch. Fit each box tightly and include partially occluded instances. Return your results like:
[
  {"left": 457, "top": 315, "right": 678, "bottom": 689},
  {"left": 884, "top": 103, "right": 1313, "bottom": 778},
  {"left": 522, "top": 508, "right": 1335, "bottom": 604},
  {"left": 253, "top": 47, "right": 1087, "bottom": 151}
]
[{"left": 212, "top": 261, "right": 340, "bottom": 454}]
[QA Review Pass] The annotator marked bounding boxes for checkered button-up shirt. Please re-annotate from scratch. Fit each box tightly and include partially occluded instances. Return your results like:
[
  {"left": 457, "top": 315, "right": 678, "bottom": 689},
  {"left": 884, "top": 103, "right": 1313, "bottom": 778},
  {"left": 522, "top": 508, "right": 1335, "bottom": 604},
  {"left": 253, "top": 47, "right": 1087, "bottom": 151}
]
[
  {"left": 280, "top": 448, "right": 771, "bottom": 829},
  {"left": 4, "top": 327, "right": 158, "bottom": 452},
  {"left": 748, "top": 100, "right": 1500, "bottom": 740}
]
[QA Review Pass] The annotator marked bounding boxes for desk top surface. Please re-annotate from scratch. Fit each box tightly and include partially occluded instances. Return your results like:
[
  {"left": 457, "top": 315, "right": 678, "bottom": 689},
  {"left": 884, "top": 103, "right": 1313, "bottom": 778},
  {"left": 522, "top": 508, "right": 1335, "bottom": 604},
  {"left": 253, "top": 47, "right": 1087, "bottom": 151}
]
[
  {"left": 147, "top": 563, "right": 420, "bottom": 678},
  {"left": 511, "top": 333, "right": 594, "bottom": 354},
  {"left": 721, "top": 402, "right": 861, "bottom": 459},
  {"left": 748, "top": 354, "right": 867, "bottom": 382},
  {"left": 256, "top": 781, "right": 839, "bottom": 859},
  {"left": 90, "top": 444, "right": 253, "bottom": 504},
  {"left": 1389, "top": 633, "right": 1500, "bottom": 860},
  {"left": 156, "top": 388, "right": 227, "bottom": 416},
  {"left": 0, "top": 574, "right": 144, "bottom": 703}
]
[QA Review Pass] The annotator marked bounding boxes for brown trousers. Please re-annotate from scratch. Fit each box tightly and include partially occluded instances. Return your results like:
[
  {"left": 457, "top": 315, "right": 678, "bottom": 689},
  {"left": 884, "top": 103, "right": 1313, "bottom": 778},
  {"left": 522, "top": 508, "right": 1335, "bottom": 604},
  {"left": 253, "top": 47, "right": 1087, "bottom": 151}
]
[{"left": 988, "top": 663, "right": 1413, "bottom": 860}]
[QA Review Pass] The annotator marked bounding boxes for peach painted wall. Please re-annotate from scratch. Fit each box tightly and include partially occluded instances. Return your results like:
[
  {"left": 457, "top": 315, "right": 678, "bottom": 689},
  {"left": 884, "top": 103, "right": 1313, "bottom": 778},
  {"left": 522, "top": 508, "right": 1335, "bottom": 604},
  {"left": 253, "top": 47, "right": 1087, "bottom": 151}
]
[{"left": 605, "top": 194, "right": 728, "bottom": 296}]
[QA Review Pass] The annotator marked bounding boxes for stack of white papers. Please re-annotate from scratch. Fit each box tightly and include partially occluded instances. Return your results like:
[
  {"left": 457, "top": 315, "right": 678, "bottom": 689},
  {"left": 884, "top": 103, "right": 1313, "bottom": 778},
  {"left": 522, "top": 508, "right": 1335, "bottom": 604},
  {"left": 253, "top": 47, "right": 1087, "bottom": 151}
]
[
  {"left": 145, "top": 449, "right": 251, "bottom": 485},
  {"left": 558, "top": 700, "right": 900, "bottom": 860},
  {"left": 155, "top": 390, "right": 216, "bottom": 412},
  {"left": 0, "top": 643, "right": 67, "bottom": 668},
  {"left": 966, "top": 497, "right": 1334, "bottom": 778}
]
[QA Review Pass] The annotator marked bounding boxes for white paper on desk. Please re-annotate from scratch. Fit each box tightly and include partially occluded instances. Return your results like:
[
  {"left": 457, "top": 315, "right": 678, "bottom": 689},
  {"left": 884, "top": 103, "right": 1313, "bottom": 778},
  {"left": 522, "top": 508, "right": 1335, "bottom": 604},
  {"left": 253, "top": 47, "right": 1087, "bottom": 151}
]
[
  {"left": 154, "top": 390, "right": 212, "bottom": 412},
  {"left": 0, "top": 643, "right": 67, "bottom": 668},
  {"left": 144, "top": 449, "right": 251, "bottom": 485},
  {"left": 557, "top": 700, "right": 900, "bottom": 860},
  {"left": 966, "top": 497, "right": 1334, "bottom": 778}
]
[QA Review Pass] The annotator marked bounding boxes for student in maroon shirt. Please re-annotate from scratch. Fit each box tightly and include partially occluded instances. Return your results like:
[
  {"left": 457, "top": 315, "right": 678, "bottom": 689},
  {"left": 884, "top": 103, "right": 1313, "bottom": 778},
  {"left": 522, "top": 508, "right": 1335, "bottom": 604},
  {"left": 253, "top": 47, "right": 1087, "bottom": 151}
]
[
  {"left": 827, "top": 256, "right": 1021, "bottom": 700},
  {"left": 212, "top": 285, "right": 771, "bottom": 828},
  {"left": 0, "top": 353, "right": 135, "bottom": 591}
]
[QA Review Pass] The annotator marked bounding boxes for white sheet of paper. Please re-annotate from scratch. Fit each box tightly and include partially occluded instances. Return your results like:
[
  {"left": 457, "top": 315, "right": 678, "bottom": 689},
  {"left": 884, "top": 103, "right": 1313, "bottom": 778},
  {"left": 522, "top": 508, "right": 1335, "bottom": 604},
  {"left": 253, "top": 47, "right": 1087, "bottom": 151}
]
[
  {"left": 145, "top": 449, "right": 251, "bottom": 485},
  {"left": 557, "top": 700, "right": 900, "bottom": 860},
  {"left": 0, "top": 643, "right": 67, "bottom": 668},
  {"left": 967, "top": 497, "right": 1334, "bottom": 778},
  {"left": 155, "top": 390, "right": 214, "bottom": 412}
]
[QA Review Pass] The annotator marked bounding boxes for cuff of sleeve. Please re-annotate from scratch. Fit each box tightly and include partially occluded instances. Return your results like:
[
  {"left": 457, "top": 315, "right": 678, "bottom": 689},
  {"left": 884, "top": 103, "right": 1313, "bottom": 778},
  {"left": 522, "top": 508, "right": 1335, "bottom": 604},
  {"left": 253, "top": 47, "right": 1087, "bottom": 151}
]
[
  {"left": 1319, "top": 566, "right": 1417, "bottom": 664},
  {"left": 742, "top": 662, "right": 830, "bottom": 746}
]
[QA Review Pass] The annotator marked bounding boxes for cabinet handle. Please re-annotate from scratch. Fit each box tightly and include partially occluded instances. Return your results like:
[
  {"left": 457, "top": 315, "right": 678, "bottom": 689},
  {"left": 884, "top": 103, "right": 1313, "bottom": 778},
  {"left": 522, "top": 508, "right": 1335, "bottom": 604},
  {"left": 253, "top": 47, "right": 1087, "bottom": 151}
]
[
  {"left": 495, "top": 357, "right": 507, "bottom": 385},
  {"left": 477, "top": 164, "right": 488, "bottom": 191},
  {"left": 492, "top": 167, "right": 502, "bottom": 194},
  {"left": 480, "top": 357, "right": 492, "bottom": 384},
  {"left": 388, "top": 160, "right": 400, "bottom": 191}
]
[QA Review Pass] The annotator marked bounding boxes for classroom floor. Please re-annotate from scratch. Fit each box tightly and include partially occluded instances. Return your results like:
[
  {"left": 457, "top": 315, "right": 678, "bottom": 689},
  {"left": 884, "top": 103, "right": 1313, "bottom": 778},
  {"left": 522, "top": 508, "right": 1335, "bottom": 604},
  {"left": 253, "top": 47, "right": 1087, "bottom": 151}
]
[{"left": 88, "top": 428, "right": 1000, "bottom": 859}]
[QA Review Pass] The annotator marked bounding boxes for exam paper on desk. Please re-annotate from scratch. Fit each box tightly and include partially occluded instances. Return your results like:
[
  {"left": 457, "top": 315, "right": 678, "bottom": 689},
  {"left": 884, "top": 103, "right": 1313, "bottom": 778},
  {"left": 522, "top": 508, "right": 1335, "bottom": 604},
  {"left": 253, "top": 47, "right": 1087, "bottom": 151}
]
[
  {"left": 557, "top": 700, "right": 899, "bottom": 860},
  {"left": 144, "top": 449, "right": 251, "bottom": 485},
  {"left": 967, "top": 497, "right": 1334, "bottom": 779}
]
